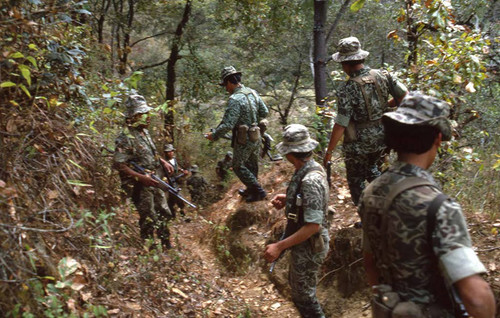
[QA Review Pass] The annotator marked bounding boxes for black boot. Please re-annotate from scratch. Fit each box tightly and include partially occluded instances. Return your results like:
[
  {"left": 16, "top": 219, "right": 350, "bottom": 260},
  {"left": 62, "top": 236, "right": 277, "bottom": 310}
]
[
  {"left": 238, "top": 188, "right": 250, "bottom": 196},
  {"left": 246, "top": 185, "right": 267, "bottom": 202}
]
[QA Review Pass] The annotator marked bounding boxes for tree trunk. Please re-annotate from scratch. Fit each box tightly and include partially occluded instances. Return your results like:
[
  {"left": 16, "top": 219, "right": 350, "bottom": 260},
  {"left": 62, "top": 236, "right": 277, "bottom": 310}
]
[
  {"left": 405, "top": 0, "right": 418, "bottom": 67},
  {"left": 313, "top": 0, "right": 328, "bottom": 106},
  {"left": 164, "top": 0, "right": 192, "bottom": 143}
]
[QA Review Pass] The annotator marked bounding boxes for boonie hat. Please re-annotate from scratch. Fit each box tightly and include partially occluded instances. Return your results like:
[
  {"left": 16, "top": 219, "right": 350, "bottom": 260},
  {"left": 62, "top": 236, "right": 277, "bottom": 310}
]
[
  {"left": 382, "top": 92, "right": 452, "bottom": 141},
  {"left": 164, "top": 144, "right": 176, "bottom": 152},
  {"left": 276, "top": 124, "right": 319, "bottom": 155},
  {"left": 125, "top": 94, "right": 152, "bottom": 118},
  {"left": 331, "top": 36, "right": 370, "bottom": 63},
  {"left": 191, "top": 165, "right": 199, "bottom": 173},
  {"left": 219, "top": 66, "right": 242, "bottom": 86},
  {"left": 226, "top": 151, "right": 233, "bottom": 158}
]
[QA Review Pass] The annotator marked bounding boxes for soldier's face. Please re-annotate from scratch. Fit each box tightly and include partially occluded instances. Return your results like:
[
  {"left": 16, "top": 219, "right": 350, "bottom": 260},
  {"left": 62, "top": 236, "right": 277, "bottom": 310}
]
[{"left": 165, "top": 150, "right": 175, "bottom": 159}]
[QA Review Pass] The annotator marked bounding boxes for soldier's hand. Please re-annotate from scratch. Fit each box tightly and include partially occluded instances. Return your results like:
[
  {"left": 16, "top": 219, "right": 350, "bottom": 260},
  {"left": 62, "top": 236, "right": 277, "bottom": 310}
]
[
  {"left": 204, "top": 132, "right": 214, "bottom": 141},
  {"left": 263, "top": 243, "right": 281, "bottom": 263},
  {"left": 323, "top": 152, "right": 332, "bottom": 167},
  {"left": 139, "top": 174, "right": 159, "bottom": 187},
  {"left": 271, "top": 194, "right": 286, "bottom": 210}
]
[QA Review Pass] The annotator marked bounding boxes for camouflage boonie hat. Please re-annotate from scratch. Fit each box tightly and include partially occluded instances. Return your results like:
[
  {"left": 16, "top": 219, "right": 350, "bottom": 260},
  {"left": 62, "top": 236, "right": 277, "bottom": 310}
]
[
  {"left": 219, "top": 66, "right": 242, "bottom": 86},
  {"left": 164, "top": 144, "right": 176, "bottom": 152},
  {"left": 226, "top": 151, "right": 233, "bottom": 158},
  {"left": 191, "top": 165, "right": 199, "bottom": 173},
  {"left": 331, "top": 36, "right": 370, "bottom": 63},
  {"left": 125, "top": 94, "right": 152, "bottom": 118},
  {"left": 276, "top": 124, "right": 319, "bottom": 155},
  {"left": 383, "top": 92, "right": 452, "bottom": 141}
]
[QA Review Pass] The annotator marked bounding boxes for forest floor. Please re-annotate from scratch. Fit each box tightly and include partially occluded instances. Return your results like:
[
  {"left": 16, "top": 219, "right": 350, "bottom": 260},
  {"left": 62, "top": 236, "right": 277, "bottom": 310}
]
[{"left": 91, "top": 159, "right": 500, "bottom": 318}]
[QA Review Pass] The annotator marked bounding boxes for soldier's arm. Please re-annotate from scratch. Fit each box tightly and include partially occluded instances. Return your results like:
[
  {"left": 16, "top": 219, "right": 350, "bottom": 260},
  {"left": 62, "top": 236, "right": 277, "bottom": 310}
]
[
  {"left": 455, "top": 275, "right": 495, "bottom": 318},
  {"left": 213, "top": 99, "right": 240, "bottom": 140},
  {"left": 256, "top": 92, "right": 269, "bottom": 119},
  {"left": 386, "top": 71, "right": 408, "bottom": 107},
  {"left": 115, "top": 162, "right": 158, "bottom": 187}
]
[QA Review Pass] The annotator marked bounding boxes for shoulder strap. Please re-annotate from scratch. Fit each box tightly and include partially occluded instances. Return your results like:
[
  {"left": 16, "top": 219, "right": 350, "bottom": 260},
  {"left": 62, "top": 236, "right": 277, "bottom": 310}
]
[
  {"left": 237, "top": 88, "right": 258, "bottom": 124},
  {"left": 383, "top": 176, "right": 435, "bottom": 211},
  {"left": 294, "top": 166, "right": 325, "bottom": 225},
  {"left": 349, "top": 70, "right": 387, "bottom": 121},
  {"left": 426, "top": 193, "right": 449, "bottom": 242}
]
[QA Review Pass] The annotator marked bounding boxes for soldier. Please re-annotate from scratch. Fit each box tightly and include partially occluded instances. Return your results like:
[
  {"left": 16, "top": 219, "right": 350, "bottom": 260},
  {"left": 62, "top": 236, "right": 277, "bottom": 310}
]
[
  {"left": 360, "top": 92, "right": 495, "bottom": 317},
  {"left": 259, "top": 119, "right": 282, "bottom": 161},
  {"left": 205, "top": 66, "right": 269, "bottom": 202},
  {"left": 216, "top": 151, "right": 233, "bottom": 181},
  {"left": 323, "top": 36, "right": 408, "bottom": 206},
  {"left": 113, "top": 95, "right": 173, "bottom": 249},
  {"left": 160, "top": 144, "right": 189, "bottom": 219},
  {"left": 264, "top": 124, "right": 330, "bottom": 318},
  {"left": 186, "top": 165, "right": 208, "bottom": 206}
]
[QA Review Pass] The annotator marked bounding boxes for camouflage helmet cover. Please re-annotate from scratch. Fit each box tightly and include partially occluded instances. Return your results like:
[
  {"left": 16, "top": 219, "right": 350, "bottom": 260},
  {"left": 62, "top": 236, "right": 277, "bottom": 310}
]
[
  {"left": 382, "top": 92, "right": 452, "bottom": 141},
  {"left": 219, "top": 66, "right": 242, "bottom": 86},
  {"left": 164, "top": 144, "right": 176, "bottom": 152},
  {"left": 331, "top": 36, "right": 370, "bottom": 63},
  {"left": 125, "top": 94, "right": 152, "bottom": 118},
  {"left": 190, "top": 164, "right": 199, "bottom": 173},
  {"left": 226, "top": 151, "right": 233, "bottom": 158},
  {"left": 276, "top": 124, "right": 319, "bottom": 155}
]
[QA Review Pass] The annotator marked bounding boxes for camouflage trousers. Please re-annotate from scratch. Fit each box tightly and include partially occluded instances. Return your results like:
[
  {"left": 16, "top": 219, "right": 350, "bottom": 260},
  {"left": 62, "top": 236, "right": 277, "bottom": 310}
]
[
  {"left": 289, "top": 236, "right": 329, "bottom": 318},
  {"left": 344, "top": 149, "right": 386, "bottom": 206},
  {"left": 232, "top": 141, "right": 260, "bottom": 187},
  {"left": 124, "top": 183, "right": 173, "bottom": 244},
  {"left": 168, "top": 194, "right": 185, "bottom": 218}
]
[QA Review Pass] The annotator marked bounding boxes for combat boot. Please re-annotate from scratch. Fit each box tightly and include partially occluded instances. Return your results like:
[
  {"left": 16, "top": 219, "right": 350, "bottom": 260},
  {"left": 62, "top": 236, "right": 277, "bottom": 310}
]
[
  {"left": 245, "top": 185, "right": 266, "bottom": 202},
  {"left": 238, "top": 188, "right": 250, "bottom": 196}
]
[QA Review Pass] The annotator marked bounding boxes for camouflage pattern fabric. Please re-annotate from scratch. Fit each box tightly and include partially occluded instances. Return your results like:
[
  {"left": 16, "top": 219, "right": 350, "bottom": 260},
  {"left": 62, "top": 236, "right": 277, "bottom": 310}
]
[
  {"left": 216, "top": 158, "right": 232, "bottom": 180},
  {"left": 344, "top": 148, "right": 386, "bottom": 206},
  {"left": 335, "top": 67, "right": 407, "bottom": 155},
  {"left": 213, "top": 85, "right": 269, "bottom": 187},
  {"left": 359, "top": 161, "right": 486, "bottom": 316},
  {"left": 187, "top": 174, "right": 208, "bottom": 204},
  {"left": 285, "top": 160, "right": 330, "bottom": 317},
  {"left": 114, "top": 126, "right": 172, "bottom": 244},
  {"left": 335, "top": 66, "right": 407, "bottom": 205}
]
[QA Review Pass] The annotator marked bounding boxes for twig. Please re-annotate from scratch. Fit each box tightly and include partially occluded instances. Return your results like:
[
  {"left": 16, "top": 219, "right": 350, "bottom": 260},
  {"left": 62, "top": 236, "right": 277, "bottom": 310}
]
[
  {"left": 0, "top": 208, "right": 73, "bottom": 232},
  {"left": 318, "top": 257, "right": 363, "bottom": 284},
  {"left": 476, "top": 246, "right": 500, "bottom": 252}
]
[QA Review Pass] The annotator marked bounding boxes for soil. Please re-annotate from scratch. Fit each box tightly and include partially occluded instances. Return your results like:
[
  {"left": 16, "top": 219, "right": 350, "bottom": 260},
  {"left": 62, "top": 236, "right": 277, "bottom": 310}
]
[{"left": 88, "top": 159, "right": 499, "bottom": 318}]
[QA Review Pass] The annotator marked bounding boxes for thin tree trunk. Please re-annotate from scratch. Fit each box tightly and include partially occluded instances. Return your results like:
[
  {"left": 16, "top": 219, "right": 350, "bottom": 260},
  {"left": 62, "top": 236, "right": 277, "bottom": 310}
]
[
  {"left": 164, "top": 0, "right": 192, "bottom": 143},
  {"left": 313, "top": 0, "right": 328, "bottom": 106}
]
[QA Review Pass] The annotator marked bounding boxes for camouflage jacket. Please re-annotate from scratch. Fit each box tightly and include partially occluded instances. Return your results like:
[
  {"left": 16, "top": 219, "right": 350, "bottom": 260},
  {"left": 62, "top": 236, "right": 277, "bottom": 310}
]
[
  {"left": 187, "top": 175, "right": 208, "bottom": 194},
  {"left": 335, "top": 67, "right": 407, "bottom": 155},
  {"left": 213, "top": 85, "right": 268, "bottom": 141},
  {"left": 285, "top": 160, "right": 330, "bottom": 245},
  {"left": 359, "top": 162, "right": 486, "bottom": 309},
  {"left": 114, "top": 126, "right": 160, "bottom": 184}
]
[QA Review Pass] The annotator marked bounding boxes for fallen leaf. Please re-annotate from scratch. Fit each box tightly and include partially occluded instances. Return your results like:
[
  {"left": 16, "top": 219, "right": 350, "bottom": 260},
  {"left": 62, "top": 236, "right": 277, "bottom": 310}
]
[
  {"left": 172, "top": 287, "right": 188, "bottom": 299},
  {"left": 270, "top": 302, "right": 281, "bottom": 310}
]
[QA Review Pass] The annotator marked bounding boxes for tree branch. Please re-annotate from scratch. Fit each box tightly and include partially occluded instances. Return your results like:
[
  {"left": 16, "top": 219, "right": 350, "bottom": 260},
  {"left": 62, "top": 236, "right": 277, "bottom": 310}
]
[
  {"left": 134, "top": 58, "right": 171, "bottom": 71},
  {"left": 130, "top": 30, "right": 174, "bottom": 47},
  {"left": 325, "top": 0, "right": 352, "bottom": 45}
]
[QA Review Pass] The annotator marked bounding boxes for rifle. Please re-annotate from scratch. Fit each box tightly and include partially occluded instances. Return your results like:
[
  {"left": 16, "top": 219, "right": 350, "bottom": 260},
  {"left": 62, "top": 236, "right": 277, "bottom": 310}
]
[
  {"left": 326, "top": 160, "right": 332, "bottom": 187},
  {"left": 130, "top": 161, "right": 197, "bottom": 209}
]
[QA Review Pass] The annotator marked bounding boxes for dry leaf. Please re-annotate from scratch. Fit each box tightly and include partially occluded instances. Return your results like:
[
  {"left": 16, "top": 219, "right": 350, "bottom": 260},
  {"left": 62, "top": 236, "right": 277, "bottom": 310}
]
[{"left": 172, "top": 287, "right": 188, "bottom": 299}]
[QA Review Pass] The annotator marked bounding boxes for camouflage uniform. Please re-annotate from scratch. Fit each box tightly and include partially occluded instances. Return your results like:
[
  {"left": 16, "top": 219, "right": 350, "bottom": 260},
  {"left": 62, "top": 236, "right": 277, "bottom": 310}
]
[
  {"left": 216, "top": 151, "right": 233, "bottom": 181},
  {"left": 332, "top": 37, "right": 408, "bottom": 205},
  {"left": 164, "top": 145, "right": 186, "bottom": 218},
  {"left": 276, "top": 125, "right": 330, "bottom": 318},
  {"left": 359, "top": 93, "right": 486, "bottom": 316},
  {"left": 212, "top": 72, "right": 268, "bottom": 189},
  {"left": 114, "top": 95, "right": 172, "bottom": 245},
  {"left": 186, "top": 165, "right": 208, "bottom": 205}
]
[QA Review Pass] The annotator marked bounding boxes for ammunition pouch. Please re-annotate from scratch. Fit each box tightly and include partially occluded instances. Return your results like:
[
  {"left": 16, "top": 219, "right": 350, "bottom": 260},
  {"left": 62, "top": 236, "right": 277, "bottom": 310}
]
[
  {"left": 248, "top": 123, "right": 261, "bottom": 142},
  {"left": 237, "top": 125, "right": 249, "bottom": 145},
  {"left": 371, "top": 285, "right": 426, "bottom": 318}
]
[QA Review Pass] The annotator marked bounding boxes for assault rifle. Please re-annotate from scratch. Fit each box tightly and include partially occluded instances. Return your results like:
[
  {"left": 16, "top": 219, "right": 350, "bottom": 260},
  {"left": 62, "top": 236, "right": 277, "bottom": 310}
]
[
  {"left": 261, "top": 133, "right": 282, "bottom": 162},
  {"left": 130, "top": 161, "right": 196, "bottom": 208}
]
